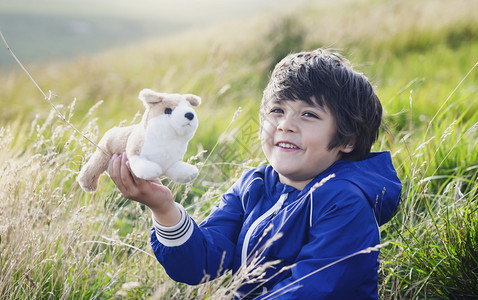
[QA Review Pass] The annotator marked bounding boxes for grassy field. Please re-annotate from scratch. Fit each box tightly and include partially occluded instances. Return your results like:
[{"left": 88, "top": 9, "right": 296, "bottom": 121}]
[{"left": 1, "top": 0, "right": 478, "bottom": 298}]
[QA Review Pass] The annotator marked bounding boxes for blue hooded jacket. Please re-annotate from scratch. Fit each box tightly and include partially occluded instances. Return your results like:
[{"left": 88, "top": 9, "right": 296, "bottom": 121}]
[{"left": 151, "top": 151, "right": 402, "bottom": 299}]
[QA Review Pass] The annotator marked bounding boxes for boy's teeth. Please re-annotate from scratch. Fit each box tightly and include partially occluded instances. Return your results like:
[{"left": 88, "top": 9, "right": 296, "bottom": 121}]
[{"left": 278, "top": 142, "right": 298, "bottom": 149}]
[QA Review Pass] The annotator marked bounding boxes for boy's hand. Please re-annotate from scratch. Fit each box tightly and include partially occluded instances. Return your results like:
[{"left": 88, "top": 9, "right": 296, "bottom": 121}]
[{"left": 107, "top": 153, "right": 181, "bottom": 226}]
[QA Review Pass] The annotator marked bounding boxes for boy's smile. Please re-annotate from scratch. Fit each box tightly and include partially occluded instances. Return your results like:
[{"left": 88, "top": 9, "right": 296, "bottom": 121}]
[{"left": 261, "top": 99, "right": 353, "bottom": 190}]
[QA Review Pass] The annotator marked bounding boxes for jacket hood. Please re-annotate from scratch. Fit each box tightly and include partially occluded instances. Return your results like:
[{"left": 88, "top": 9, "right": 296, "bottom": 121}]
[
  {"left": 327, "top": 151, "right": 402, "bottom": 226},
  {"left": 261, "top": 151, "right": 402, "bottom": 226}
]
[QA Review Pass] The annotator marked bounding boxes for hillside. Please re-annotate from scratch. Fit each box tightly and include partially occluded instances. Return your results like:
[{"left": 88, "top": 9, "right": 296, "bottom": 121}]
[{"left": 0, "top": 0, "right": 307, "bottom": 67}]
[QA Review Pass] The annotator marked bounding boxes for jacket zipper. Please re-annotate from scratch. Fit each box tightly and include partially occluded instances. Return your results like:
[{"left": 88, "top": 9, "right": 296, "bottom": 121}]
[{"left": 241, "top": 193, "right": 288, "bottom": 267}]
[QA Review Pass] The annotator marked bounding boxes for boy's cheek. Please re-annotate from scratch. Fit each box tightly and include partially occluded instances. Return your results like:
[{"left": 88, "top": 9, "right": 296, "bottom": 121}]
[
  {"left": 261, "top": 117, "right": 278, "bottom": 134},
  {"left": 260, "top": 125, "right": 275, "bottom": 144}
]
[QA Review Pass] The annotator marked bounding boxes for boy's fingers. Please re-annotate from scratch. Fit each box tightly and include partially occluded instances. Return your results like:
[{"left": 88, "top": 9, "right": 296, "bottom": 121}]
[
  {"left": 125, "top": 159, "right": 140, "bottom": 186},
  {"left": 107, "top": 154, "right": 119, "bottom": 179},
  {"left": 107, "top": 153, "right": 120, "bottom": 176},
  {"left": 124, "top": 158, "right": 159, "bottom": 192},
  {"left": 119, "top": 154, "right": 137, "bottom": 193},
  {"left": 149, "top": 180, "right": 166, "bottom": 193},
  {"left": 109, "top": 153, "right": 169, "bottom": 202},
  {"left": 111, "top": 154, "right": 128, "bottom": 191}
]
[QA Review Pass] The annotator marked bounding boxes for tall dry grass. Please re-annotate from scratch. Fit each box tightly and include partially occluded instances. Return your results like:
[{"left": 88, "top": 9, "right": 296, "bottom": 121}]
[{"left": 0, "top": 103, "right": 159, "bottom": 297}]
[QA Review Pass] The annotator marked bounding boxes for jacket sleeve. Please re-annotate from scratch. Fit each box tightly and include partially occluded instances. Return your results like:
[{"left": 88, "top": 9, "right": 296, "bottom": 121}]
[
  {"left": 150, "top": 171, "right": 250, "bottom": 285},
  {"left": 258, "top": 185, "right": 381, "bottom": 299}
]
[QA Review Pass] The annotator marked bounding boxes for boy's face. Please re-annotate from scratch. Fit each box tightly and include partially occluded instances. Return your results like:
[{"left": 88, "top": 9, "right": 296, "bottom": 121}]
[{"left": 260, "top": 99, "right": 353, "bottom": 190}]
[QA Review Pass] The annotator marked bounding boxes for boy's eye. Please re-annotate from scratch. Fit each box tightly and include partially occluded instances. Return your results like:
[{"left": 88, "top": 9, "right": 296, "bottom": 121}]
[
  {"left": 165, "top": 108, "right": 173, "bottom": 114},
  {"left": 303, "top": 112, "right": 319, "bottom": 119},
  {"left": 270, "top": 108, "right": 284, "bottom": 114}
]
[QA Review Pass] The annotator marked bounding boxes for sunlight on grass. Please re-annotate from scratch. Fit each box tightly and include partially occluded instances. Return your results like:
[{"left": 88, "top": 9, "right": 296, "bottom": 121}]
[{"left": 1, "top": 0, "right": 477, "bottom": 298}]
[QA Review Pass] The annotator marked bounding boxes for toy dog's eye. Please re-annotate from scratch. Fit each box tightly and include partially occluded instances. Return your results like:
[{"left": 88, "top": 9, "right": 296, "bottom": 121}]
[{"left": 165, "top": 108, "right": 172, "bottom": 115}]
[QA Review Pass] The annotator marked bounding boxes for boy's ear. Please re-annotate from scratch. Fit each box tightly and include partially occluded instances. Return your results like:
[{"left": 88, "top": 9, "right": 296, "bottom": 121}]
[
  {"left": 138, "top": 89, "right": 165, "bottom": 107},
  {"left": 183, "top": 94, "right": 201, "bottom": 107},
  {"left": 341, "top": 144, "right": 354, "bottom": 153},
  {"left": 340, "top": 139, "right": 355, "bottom": 153}
]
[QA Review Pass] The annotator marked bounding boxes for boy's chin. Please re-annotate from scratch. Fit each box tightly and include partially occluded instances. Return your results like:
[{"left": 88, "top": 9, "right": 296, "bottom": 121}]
[{"left": 277, "top": 173, "right": 314, "bottom": 190}]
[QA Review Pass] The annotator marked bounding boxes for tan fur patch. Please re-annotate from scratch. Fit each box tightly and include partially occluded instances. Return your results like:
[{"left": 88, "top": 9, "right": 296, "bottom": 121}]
[{"left": 148, "top": 99, "right": 179, "bottom": 119}]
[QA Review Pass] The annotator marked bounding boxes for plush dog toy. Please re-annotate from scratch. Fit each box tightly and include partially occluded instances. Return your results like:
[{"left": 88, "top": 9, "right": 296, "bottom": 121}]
[{"left": 77, "top": 89, "right": 201, "bottom": 192}]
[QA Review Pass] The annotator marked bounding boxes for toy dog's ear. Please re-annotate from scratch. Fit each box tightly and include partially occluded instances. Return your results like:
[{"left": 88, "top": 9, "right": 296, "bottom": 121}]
[
  {"left": 138, "top": 89, "right": 165, "bottom": 106},
  {"left": 183, "top": 94, "right": 201, "bottom": 107}
]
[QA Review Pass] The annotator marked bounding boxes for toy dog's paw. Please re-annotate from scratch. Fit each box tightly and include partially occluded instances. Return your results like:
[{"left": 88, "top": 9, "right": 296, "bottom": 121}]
[
  {"left": 177, "top": 167, "right": 199, "bottom": 183},
  {"left": 166, "top": 162, "right": 198, "bottom": 183},
  {"left": 129, "top": 155, "right": 163, "bottom": 180},
  {"left": 134, "top": 168, "right": 163, "bottom": 180}
]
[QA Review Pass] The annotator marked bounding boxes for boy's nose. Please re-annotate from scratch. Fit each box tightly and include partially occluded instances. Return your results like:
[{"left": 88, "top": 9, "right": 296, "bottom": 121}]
[{"left": 277, "top": 116, "right": 296, "bottom": 132}]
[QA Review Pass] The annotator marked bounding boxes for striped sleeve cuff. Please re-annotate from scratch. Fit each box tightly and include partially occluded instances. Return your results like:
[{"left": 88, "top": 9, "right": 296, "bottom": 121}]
[{"left": 152, "top": 203, "right": 194, "bottom": 247}]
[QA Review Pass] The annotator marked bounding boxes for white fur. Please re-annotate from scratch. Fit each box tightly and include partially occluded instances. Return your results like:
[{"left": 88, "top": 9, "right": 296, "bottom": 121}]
[
  {"left": 77, "top": 89, "right": 201, "bottom": 192},
  {"left": 131, "top": 101, "right": 199, "bottom": 181}
]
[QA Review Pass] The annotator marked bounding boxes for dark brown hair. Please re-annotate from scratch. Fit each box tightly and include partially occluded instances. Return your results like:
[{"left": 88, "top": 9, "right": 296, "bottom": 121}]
[{"left": 261, "top": 49, "right": 382, "bottom": 161}]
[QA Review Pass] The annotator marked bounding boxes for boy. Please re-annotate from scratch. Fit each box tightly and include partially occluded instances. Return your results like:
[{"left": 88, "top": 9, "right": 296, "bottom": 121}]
[{"left": 108, "top": 49, "right": 402, "bottom": 299}]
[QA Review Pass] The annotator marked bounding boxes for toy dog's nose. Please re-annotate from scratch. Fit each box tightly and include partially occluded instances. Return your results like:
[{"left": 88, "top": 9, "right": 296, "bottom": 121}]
[{"left": 185, "top": 112, "right": 195, "bottom": 121}]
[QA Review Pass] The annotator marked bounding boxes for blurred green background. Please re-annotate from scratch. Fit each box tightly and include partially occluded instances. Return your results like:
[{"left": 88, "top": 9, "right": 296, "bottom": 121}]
[{"left": 0, "top": 0, "right": 307, "bottom": 68}]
